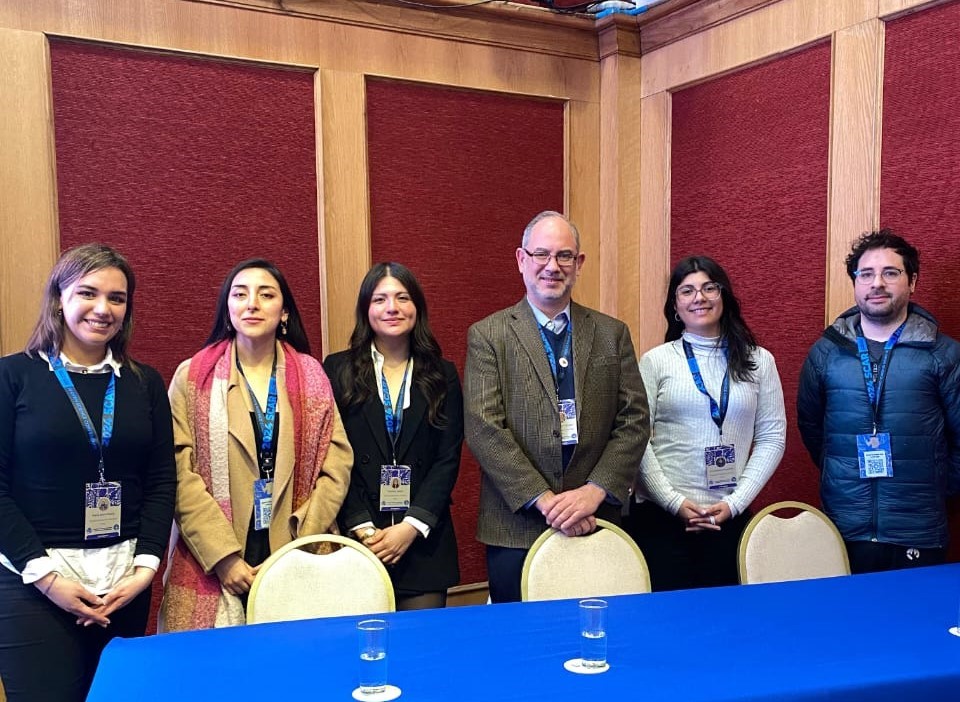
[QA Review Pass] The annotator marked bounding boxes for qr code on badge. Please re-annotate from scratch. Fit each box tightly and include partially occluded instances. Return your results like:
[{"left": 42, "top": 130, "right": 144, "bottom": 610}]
[
  {"left": 862, "top": 451, "right": 888, "bottom": 477},
  {"left": 258, "top": 498, "right": 272, "bottom": 526}
]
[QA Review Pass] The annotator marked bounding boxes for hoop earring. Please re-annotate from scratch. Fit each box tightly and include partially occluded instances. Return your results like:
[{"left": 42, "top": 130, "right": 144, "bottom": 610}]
[
  {"left": 226, "top": 321, "right": 233, "bottom": 332},
  {"left": 280, "top": 320, "right": 288, "bottom": 337},
  {"left": 674, "top": 313, "right": 681, "bottom": 322}
]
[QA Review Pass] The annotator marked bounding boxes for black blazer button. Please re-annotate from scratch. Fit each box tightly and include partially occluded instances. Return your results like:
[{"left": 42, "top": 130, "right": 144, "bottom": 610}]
[
  {"left": 552, "top": 430, "right": 561, "bottom": 438},
  {"left": 360, "top": 454, "right": 370, "bottom": 464}
]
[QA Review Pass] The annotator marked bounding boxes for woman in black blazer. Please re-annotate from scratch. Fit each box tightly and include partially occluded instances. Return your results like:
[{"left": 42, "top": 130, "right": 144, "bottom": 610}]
[{"left": 324, "top": 262, "right": 462, "bottom": 610}]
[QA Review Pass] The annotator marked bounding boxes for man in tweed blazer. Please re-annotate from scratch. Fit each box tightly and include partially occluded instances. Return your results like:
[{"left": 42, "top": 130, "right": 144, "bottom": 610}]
[{"left": 465, "top": 211, "right": 650, "bottom": 602}]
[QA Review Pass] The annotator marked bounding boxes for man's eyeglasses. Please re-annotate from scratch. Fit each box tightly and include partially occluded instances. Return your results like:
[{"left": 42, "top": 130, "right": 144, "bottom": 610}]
[
  {"left": 522, "top": 249, "right": 578, "bottom": 267},
  {"left": 853, "top": 268, "right": 905, "bottom": 284},
  {"left": 676, "top": 282, "right": 723, "bottom": 301}
]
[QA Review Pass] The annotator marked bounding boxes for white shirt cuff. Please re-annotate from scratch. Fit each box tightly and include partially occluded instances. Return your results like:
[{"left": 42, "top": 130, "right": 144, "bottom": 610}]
[
  {"left": 133, "top": 554, "right": 161, "bottom": 572},
  {"left": 403, "top": 516, "right": 430, "bottom": 538},
  {"left": 20, "top": 556, "right": 59, "bottom": 585}
]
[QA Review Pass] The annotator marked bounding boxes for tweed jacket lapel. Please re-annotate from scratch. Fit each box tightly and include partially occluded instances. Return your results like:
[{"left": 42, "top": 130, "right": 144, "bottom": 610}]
[
  {"left": 571, "top": 302, "right": 596, "bottom": 413},
  {"left": 509, "top": 300, "right": 556, "bottom": 403}
]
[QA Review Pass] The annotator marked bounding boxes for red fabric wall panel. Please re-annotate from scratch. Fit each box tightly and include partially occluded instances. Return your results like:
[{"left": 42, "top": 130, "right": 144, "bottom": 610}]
[
  {"left": 365, "top": 79, "right": 565, "bottom": 584},
  {"left": 50, "top": 41, "right": 321, "bottom": 382},
  {"left": 670, "top": 42, "right": 831, "bottom": 511},
  {"left": 50, "top": 40, "right": 319, "bottom": 631},
  {"left": 881, "top": 0, "right": 960, "bottom": 557}
]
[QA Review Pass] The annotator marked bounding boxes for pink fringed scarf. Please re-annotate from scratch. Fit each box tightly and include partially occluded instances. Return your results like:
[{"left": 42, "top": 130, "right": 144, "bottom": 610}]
[{"left": 161, "top": 340, "right": 335, "bottom": 631}]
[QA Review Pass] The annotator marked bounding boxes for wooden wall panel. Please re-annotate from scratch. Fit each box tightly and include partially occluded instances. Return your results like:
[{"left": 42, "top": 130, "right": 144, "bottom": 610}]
[
  {"left": 567, "top": 98, "right": 602, "bottom": 313},
  {"left": 825, "top": 18, "right": 884, "bottom": 324},
  {"left": 0, "top": 0, "right": 598, "bottom": 102},
  {"left": 317, "top": 70, "right": 370, "bottom": 355},
  {"left": 641, "top": 0, "right": 874, "bottom": 97},
  {"left": 637, "top": 91, "right": 671, "bottom": 355},
  {"left": 597, "top": 22, "right": 642, "bottom": 344},
  {"left": 0, "top": 29, "right": 59, "bottom": 356}
]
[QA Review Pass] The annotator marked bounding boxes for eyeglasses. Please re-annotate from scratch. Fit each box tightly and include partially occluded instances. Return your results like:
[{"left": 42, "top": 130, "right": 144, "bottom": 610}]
[
  {"left": 522, "top": 248, "right": 578, "bottom": 267},
  {"left": 676, "top": 282, "right": 723, "bottom": 301},
  {"left": 853, "top": 268, "right": 905, "bottom": 284}
]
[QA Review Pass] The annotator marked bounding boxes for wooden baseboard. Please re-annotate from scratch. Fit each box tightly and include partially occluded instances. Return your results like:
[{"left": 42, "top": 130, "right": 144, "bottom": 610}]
[{"left": 447, "top": 581, "right": 489, "bottom": 607}]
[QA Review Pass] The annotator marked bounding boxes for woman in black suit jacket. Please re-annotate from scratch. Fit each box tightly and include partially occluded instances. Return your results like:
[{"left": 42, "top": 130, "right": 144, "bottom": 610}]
[{"left": 324, "top": 262, "right": 462, "bottom": 610}]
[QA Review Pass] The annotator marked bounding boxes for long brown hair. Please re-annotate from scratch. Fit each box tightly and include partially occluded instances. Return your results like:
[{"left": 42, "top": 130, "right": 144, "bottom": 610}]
[
  {"left": 25, "top": 243, "right": 137, "bottom": 365},
  {"left": 339, "top": 263, "right": 448, "bottom": 427}
]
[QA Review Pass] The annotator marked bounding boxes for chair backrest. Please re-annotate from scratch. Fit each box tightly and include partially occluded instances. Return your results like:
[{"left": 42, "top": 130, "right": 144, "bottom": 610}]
[
  {"left": 520, "top": 518, "right": 651, "bottom": 601},
  {"left": 738, "top": 500, "right": 850, "bottom": 585},
  {"left": 246, "top": 534, "right": 395, "bottom": 624}
]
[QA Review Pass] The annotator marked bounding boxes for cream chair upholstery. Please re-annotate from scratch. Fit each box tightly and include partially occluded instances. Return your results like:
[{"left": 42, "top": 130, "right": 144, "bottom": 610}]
[
  {"left": 738, "top": 500, "right": 850, "bottom": 585},
  {"left": 246, "top": 534, "right": 395, "bottom": 624},
  {"left": 520, "top": 518, "right": 651, "bottom": 601}
]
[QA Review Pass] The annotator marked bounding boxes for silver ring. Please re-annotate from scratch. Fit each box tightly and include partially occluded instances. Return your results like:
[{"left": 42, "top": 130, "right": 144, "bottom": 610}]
[{"left": 709, "top": 515, "right": 716, "bottom": 525}]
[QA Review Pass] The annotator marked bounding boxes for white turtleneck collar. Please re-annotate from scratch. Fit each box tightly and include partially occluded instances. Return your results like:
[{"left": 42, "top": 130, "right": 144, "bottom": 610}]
[{"left": 680, "top": 331, "right": 725, "bottom": 352}]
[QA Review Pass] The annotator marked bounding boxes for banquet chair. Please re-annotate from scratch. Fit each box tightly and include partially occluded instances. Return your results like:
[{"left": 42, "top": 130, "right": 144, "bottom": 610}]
[
  {"left": 520, "top": 518, "right": 651, "bottom": 601},
  {"left": 738, "top": 500, "right": 850, "bottom": 585},
  {"left": 246, "top": 534, "right": 395, "bottom": 624}
]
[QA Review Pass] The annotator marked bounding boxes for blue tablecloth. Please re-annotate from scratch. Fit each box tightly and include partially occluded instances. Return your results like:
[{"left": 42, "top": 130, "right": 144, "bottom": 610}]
[{"left": 88, "top": 564, "right": 960, "bottom": 701}]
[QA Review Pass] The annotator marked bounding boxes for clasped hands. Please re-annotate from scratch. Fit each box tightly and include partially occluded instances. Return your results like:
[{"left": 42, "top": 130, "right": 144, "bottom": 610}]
[
  {"left": 535, "top": 483, "right": 606, "bottom": 537},
  {"left": 35, "top": 565, "right": 155, "bottom": 628},
  {"left": 679, "top": 498, "right": 732, "bottom": 532},
  {"left": 360, "top": 522, "right": 418, "bottom": 566}
]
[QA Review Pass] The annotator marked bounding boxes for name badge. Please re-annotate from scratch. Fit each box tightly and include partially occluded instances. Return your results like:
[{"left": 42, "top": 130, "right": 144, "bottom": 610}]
[
  {"left": 380, "top": 465, "right": 411, "bottom": 512},
  {"left": 857, "top": 433, "right": 893, "bottom": 478},
  {"left": 705, "top": 444, "right": 737, "bottom": 489},
  {"left": 558, "top": 399, "right": 579, "bottom": 446},
  {"left": 84, "top": 481, "right": 121, "bottom": 540},
  {"left": 253, "top": 478, "right": 274, "bottom": 530}
]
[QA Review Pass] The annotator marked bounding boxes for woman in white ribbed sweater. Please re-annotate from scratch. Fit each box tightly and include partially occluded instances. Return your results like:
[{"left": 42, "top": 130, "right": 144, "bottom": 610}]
[{"left": 626, "top": 256, "right": 786, "bottom": 590}]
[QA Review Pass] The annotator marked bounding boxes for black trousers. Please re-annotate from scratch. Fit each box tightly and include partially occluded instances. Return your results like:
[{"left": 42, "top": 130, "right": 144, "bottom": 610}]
[
  {"left": 485, "top": 545, "right": 528, "bottom": 604},
  {"left": 0, "top": 567, "right": 151, "bottom": 702},
  {"left": 844, "top": 540, "right": 947, "bottom": 575},
  {"left": 624, "top": 500, "right": 750, "bottom": 591}
]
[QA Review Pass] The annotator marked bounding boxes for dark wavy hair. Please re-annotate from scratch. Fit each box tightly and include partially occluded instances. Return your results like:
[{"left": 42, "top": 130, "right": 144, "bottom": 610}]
[
  {"left": 845, "top": 229, "right": 919, "bottom": 284},
  {"left": 339, "top": 262, "right": 448, "bottom": 427},
  {"left": 205, "top": 259, "right": 311, "bottom": 354},
  {"left": 664, "top": 255, "right": 758, "bottom": 383},
  {"left": 25, "top": 243, "right": 138, "bottom": 366}
]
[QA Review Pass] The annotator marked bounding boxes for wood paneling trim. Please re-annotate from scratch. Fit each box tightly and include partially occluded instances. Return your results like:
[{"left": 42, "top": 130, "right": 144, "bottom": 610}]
[
  {"left": 879, "top": 0, "right": 956, "bottom": 19},
  {"left": 597, "top": 25, "right": 642, "bottom": 343},
  {"left": 640, "top": 0, "right": 875, "bottom": 97},
  {"left": 0, "top": 29, "right": 59, "bottom": 355},
  {"left": 0, "top": 0, "right": 599, "bottom": 102},
  {"left": 637, "top": 91, "right": 671, "bottom": 356},
  {"left": 186, "top": 0, "right": 599, "bottom": 60},
  {"left": 567, "top": 99, "right": 601, "bottom": 313},
  {"left": 317, "top": 70, "right": 370, "bottom": 356},
  {"left": 825, "top": 18, "right": 883, "bottom": 325},
  {"left": 597, "top": 16, "right": 641, "bottom": 59},
  {"left": 639, "top": 0, "right": 778, "bottom": 54}
]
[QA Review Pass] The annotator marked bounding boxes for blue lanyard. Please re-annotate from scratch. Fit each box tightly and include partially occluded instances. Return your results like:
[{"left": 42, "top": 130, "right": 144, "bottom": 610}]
[
  {"left": 856, "top": 321, "right": 906, "bottom": 433},
  {"left": 239, "top": 357, "right": 278, "bottom": 475},
  {"left": 50, "top": 354, "right": 115, "bottom": 484},
  {"left": 682, "top": 340, "right": 730, "bottom": 438},
  {"left": 381, "top": 359, "right": 411, "bottom": 457},
  {"left": 538, "top": 322, "right": 572, "bottom": 387}
]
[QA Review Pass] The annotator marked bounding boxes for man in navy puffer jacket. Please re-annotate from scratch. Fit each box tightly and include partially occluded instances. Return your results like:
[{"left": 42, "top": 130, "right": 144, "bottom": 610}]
[{"left": 798, "top": 230, "right": 960, "bottom": 574}]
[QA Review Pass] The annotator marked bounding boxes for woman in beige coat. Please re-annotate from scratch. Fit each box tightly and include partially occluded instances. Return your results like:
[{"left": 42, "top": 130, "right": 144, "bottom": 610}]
[{"left": 161, "top": 259, "right": 351, "bottom": 631}]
